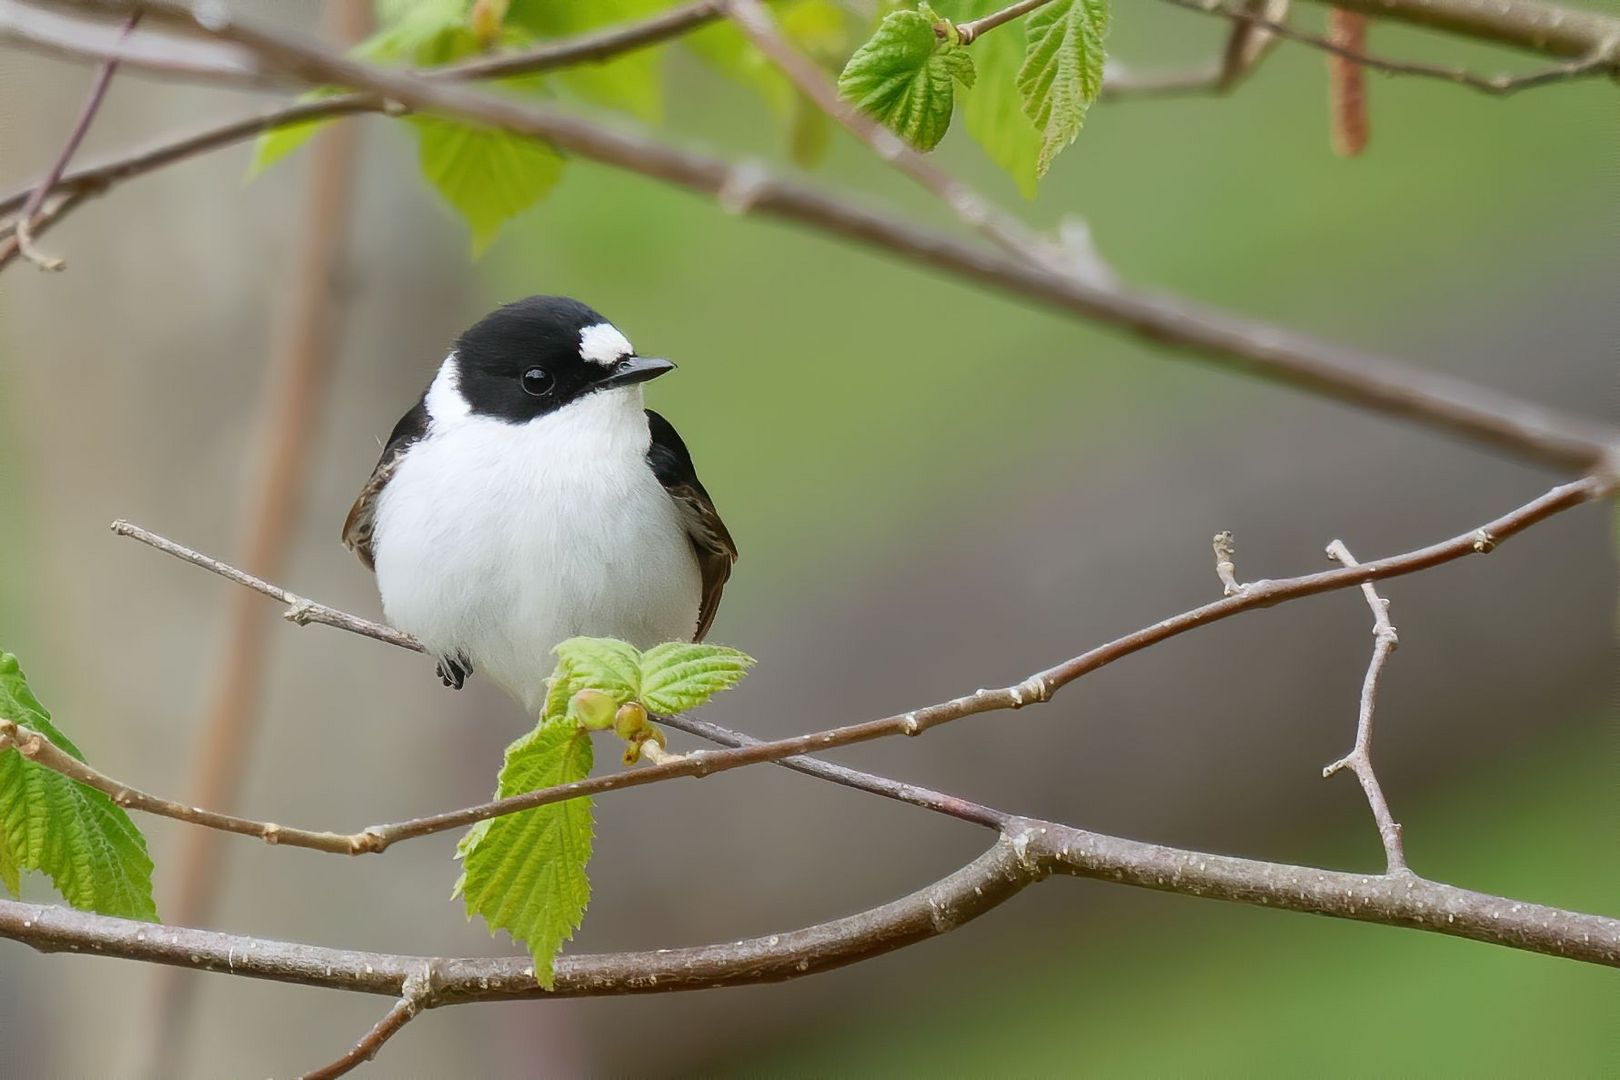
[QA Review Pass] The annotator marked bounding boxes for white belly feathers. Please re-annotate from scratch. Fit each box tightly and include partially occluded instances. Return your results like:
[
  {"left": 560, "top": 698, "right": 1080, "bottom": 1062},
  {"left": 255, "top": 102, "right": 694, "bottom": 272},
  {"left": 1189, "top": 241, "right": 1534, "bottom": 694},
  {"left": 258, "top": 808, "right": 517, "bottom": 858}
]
[{"left": 371, "top": 368, "right": 702, "bottom": 713}]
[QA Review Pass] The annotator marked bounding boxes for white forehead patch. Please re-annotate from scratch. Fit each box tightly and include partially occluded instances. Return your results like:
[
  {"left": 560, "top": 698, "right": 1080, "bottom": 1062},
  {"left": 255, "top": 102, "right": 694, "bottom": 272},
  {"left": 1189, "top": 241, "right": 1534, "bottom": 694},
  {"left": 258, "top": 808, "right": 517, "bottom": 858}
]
[
  {"left": 424, "top": 353, "right": 470, "bottom": 426},
  {"left": 579, "top": 322, "right": 633, "bottom": 367}
]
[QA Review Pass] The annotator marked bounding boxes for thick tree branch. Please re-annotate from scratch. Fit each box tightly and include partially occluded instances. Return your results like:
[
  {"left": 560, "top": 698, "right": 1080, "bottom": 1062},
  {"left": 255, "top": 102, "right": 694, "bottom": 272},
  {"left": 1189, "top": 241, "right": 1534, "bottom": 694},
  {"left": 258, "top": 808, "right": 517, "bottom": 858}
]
[
  {"left": 83, "top": 474, "right": 1612, "bottom": 857},
  {"left": 7, "top": 6, "right": 1618, "bottom": 472},
  {"left": 1, "top": 823, "right": 1615, "bottom": 1036}
]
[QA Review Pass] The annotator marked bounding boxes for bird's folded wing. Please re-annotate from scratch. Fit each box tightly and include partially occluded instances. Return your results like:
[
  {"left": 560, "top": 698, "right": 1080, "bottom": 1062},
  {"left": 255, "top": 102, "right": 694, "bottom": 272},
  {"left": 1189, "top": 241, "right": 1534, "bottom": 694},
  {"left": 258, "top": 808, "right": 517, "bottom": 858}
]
[
  {"left": 342, "top": 400, "right": 430, "bottom": 571},
  {"left": 645, "top": 409, "right": 737, "bottom": 641}
]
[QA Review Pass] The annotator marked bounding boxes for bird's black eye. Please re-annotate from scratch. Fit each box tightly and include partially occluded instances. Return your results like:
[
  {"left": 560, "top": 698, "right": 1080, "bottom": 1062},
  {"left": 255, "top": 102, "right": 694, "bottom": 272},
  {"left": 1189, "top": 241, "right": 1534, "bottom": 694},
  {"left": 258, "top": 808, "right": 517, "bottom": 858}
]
[{"left": 520, "top": 367, "right": 554, "bottom": 397}]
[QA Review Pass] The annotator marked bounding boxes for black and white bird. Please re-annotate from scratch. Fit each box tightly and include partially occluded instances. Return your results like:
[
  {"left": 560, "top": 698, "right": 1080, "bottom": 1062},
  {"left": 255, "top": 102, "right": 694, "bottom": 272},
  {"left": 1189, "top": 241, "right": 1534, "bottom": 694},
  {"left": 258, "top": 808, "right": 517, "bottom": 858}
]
[{"left": 343, "top": 295, "right": 737, "bottom": 713}]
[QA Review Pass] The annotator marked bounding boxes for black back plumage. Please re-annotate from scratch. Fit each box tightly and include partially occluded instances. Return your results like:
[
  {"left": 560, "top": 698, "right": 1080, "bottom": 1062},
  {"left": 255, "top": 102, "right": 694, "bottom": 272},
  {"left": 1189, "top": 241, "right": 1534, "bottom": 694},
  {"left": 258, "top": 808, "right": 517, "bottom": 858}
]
[{"left": 645, "top": 409, "right": 737, "bottom": 641}]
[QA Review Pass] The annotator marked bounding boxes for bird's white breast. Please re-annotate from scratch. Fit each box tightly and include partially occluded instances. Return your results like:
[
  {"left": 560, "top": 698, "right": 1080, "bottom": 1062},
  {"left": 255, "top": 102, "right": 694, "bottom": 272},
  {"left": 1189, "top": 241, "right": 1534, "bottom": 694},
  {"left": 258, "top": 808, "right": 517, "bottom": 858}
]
[{"left": 371, "top": 366, "right": 702, "bottom": 714}]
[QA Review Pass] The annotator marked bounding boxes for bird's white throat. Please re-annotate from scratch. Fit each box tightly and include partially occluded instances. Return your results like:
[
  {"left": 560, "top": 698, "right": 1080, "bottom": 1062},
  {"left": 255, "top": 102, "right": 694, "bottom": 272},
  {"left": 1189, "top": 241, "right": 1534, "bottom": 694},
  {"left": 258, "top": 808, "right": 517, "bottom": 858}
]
[{"left": 371, "top": 354, "right": 702, "bottom": 713}]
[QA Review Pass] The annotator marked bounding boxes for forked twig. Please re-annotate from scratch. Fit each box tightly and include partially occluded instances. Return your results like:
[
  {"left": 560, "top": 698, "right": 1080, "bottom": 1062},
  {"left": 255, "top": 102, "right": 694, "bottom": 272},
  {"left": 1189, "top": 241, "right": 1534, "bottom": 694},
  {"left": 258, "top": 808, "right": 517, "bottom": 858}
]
[
  {"left": 8, "top": 9, "right": 139, "bottom": 269},
  {"left": 1323, "top": 539, "right": 1407, "bottom": 872}
]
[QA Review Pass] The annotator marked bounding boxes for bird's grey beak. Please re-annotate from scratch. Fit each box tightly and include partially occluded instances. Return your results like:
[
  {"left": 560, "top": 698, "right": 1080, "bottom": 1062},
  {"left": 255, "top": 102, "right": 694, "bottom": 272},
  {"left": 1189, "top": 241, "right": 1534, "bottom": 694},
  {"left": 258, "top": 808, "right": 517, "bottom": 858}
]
[{"left": 599, "top": 356, "right": 675, "bottom": 389}]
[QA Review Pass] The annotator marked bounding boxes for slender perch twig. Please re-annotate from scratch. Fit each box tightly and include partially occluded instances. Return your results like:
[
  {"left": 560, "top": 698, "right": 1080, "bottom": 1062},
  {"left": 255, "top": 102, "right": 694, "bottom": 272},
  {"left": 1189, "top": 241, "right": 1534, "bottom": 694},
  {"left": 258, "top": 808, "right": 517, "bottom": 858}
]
[
  {"left": 110, "top": 521, "right": 419, "bottom": 650},
  {"left": 1324, "top": 540, "right": 1407, "bottom": 872},
  {"left": 1219, "top": 0, "right": 1291, "bottom": 90},
  {"left": 87, "top": 473, "right": 1610, "bottom": 856},
  {"left": 951, "top": 0, "right": 1055, "bottom": 45}
]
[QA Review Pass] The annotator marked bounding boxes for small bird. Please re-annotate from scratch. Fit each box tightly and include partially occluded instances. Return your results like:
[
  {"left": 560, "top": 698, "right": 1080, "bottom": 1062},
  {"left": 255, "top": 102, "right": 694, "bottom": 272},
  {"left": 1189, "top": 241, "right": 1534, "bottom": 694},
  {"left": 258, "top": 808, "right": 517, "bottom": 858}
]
[{"left": 343, "top": 295, "right": 737, "bottom": 713}]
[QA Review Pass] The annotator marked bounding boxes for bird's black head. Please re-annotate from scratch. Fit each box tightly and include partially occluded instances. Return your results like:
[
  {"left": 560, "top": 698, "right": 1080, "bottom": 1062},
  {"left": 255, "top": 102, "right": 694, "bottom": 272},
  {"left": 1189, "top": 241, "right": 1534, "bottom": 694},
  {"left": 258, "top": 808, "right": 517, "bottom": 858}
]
[{"left": 448, "top": 295, "right": 673, "bottom": 423}]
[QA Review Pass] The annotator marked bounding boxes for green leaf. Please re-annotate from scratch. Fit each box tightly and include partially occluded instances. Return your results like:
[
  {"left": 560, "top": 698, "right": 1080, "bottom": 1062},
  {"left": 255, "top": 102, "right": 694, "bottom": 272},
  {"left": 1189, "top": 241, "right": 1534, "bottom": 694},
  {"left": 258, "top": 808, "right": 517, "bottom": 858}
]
[
  {"left": 638, "top": 643, "right": 755, "bottom": 714},
  {"left": 409, "top": 114, "right": 565, "bottom": 256},
  {"left": 837, "top": 7, "right": 975, "bottom": 152},
  {"left": 546, "top": 637, "right": 643, "bottom": 712},
  {"left": 0, "top": 653, "right": 156, "bottom": 919},
  {"left": 1015, "top": 0, "right": 1109, "bottom": 177},
  {"left": 959, "top": 12, "right": 1043, "bottom": 197},
  {"left": 455, "top": 715, "right": 594, "bottom": 989},
  {"left": 507, "top": 0, "right": 665, "bottom": 121}
]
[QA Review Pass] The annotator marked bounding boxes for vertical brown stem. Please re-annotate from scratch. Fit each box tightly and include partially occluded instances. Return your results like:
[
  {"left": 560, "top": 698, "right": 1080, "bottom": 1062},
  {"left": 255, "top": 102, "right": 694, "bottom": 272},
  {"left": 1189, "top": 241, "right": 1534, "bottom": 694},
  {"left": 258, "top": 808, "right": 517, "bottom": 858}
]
[
  {"left": 1328, "top": 9, "right": 1370, "bottom": 156},
  {"left": 136, "top": 4, "right": 371, "bottom": 1076}
]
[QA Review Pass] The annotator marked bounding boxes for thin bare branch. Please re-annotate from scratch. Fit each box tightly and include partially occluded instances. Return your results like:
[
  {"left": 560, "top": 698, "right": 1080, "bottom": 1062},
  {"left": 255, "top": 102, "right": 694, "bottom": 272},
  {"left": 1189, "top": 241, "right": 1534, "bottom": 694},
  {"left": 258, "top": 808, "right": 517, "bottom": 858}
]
[
  {"left": 6, "top": 9, "right": 1617, "bottom": 470},
  {"left": 952, "top": 0, "right": 1055, "bottom": 45},
  {"left": 111, "top": 521, "right": 420, "bottom": 650},
  {"left": 0, "top": 0, "right": 280, "bottom": 87},
  {"left": 1323, "top": 540, "right": 1407, "bottom": 872},
  {"left": 1220, "top": 0, "right": 1291, "bottom": 90},
  {"left": 1303, "top": 0, "right": 1620, "bottom": 62},
  {"left": 9, "top": 8, "right": 138, "bottom": 269},
  {"left": 1165, "top": 0, "right": 1620, "bottom": 96},
  {"left": 300, "top": 967, "right": 435, "bottom": 1080},
  {"left": 0, "top": 718, "right": 380, "bottom": 853},
  {"left": 0, "top": 0, "right": 726, "bottom": 89},
  {"left": 442, "top": 0, "right": 724, "bottom": 80},
  {"left": 87, "top": 474, "right": 1610, "bottom": 857}
]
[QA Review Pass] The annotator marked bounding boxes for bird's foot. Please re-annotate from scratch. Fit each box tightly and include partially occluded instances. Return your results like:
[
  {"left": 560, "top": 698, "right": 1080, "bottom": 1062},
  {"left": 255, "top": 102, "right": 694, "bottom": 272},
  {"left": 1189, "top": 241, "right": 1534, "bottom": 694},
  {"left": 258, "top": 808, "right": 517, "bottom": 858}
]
[{"left": 436, "top": 655, "right": 472, "bottom": 690}]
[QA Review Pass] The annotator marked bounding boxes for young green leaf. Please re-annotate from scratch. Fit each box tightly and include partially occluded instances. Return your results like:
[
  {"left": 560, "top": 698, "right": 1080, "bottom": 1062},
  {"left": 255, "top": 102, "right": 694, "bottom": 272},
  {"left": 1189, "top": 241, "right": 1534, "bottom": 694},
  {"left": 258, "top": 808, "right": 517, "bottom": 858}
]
[
  {"left": 837, "top": 8, "right": 976, "bottom": 152},
  {"left": 638, "top": 642, "right": 755, "bottom": 714},
  {"left": 409, "top": 115, "right": 565, "bottom": 256},
  {"left": 0, "top": 653, "right": 156, "bottom": 920},
  {"left": 1015, "top": 0, "right": 1109, "bottom": 176},
  {"left": 455, "top": 715, "right": 594, "bottom": 989},
  {"left": 549, "top": 637, "right": 643, "bottom": 707},
  {"left": 959, "top": 13, "right": 1043, "bottom": 197}
]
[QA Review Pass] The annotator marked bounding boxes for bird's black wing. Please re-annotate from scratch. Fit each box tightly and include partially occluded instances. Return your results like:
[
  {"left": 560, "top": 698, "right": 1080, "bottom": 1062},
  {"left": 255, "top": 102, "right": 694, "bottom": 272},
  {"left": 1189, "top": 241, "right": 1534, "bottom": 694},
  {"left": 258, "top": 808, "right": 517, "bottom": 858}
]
[
  {"left": 645, "top": 409, "right": 737, "bottom": 641},
  {"left": 342, "top": 400, "right": 429, "bottom": 571}
]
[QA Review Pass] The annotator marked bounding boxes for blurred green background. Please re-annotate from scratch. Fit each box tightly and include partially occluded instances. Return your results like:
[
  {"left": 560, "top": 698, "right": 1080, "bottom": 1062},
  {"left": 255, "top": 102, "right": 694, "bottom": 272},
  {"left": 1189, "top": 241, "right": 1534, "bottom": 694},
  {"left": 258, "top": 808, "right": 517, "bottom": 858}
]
[{"left": 0, "top": 1, "right": 1615, "bottom": 1076}]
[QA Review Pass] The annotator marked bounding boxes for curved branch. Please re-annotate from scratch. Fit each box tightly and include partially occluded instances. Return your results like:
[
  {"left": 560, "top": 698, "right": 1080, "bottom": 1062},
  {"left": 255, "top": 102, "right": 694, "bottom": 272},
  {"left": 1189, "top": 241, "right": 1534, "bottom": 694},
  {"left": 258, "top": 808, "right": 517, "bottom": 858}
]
[
  {"left": 7, "top": 6, "right": 1620, "bottom": 468},
  {"left": 2, "top": 823, "right": 1615, "bottom": 1027},
  {"left": 1301, "top": 0, "right": 1620, "bottom": 61},
  {"left": 62, "top": 474, "right": 1608, "bottom": 858},
  {"left": 0, "top": 838, "right": 1041, "bottom": 1001},
  {"left": 1165, "top": 0, "right": 1619, "bottom": 94}
]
